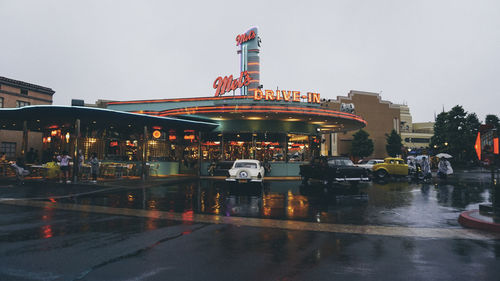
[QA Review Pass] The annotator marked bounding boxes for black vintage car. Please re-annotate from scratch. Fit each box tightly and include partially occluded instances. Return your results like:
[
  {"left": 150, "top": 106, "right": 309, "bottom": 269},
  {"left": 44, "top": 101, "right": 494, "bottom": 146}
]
[
  {"left": 299, "top": 156, "right": 370, "bottom": 186},
  {"left": 208, "top": 161, "right": 234, "bottom": 176}
]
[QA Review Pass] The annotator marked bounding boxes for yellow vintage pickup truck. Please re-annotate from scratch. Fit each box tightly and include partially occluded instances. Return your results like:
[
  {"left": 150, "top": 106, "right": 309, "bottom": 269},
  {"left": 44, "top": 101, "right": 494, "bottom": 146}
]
[{"left": 372, "top": 157, "right": 408, "bottom": 179}]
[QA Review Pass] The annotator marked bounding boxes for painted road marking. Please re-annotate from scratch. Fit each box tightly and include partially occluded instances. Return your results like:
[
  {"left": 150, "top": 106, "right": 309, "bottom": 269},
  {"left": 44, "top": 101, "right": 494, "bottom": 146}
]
[{"left": 1, "top": 198, "right": 499, "bottom": 241}]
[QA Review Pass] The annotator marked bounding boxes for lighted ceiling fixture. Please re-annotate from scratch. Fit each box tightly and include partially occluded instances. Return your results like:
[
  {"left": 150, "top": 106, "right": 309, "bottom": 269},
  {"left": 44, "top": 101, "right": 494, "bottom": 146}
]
[
  {"left": 152, "top": 130, "right": 162, "bottom": 139},
  {"left": 65, "top": 132, "right": 70, "bottom": 143}
]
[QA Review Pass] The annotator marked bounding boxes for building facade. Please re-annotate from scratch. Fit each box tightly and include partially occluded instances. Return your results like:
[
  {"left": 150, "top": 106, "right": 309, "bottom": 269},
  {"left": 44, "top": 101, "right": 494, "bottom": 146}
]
[
  {"left": 0, "top": 76, "right": 54, "bottom": 159},
  {"left": 321, "top": 90, "right": 402, "bottom": 159}
]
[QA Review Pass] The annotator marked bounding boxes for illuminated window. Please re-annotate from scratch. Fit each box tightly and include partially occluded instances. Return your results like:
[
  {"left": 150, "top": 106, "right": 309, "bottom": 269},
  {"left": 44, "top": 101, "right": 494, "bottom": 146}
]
[
  {"left": 16, "top": 100, "right": 30, "bottom": 108},
  {"left": 0, "top": 142, "right": 16, "bottom": 158}
]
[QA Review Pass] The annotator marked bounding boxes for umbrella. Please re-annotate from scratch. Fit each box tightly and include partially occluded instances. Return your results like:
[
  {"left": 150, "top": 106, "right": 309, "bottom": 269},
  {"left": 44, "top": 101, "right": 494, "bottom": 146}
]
[{"left": 436, "top": 153, "right": 452, "bottom": 159}]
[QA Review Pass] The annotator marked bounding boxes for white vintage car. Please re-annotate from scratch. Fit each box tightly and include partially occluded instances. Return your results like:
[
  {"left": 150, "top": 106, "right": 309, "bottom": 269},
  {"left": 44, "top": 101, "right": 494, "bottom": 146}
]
[{"left": 225, "top": 159, "right": 265, "bottom": 183}]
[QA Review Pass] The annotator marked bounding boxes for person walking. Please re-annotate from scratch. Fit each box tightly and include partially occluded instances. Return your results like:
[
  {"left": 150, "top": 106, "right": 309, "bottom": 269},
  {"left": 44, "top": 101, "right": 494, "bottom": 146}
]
[
  {"left": 421, "top": 156, "right": 431, "bottom": 180},
  {"left": 57, "top": 151, "right": 72, "bottom": 183},
  {"left": 437, "top": 157, "right": 452, "bottom": 179},
  {"left": 11, "top": 157, "right": 30, "bottom": 185},
  {"left": 89, "top": 153, "right": 99, "bottom": 183}
]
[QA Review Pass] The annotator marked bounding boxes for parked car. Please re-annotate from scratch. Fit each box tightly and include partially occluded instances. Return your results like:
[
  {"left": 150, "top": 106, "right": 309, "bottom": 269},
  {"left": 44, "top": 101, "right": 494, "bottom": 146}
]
[
  {"left": 356, "top": 159, "right": 384, "bottom": 171},
  {"left": 299, "top": 156, "right": 370, "bottom": 186},
  {"left": 226, "top": 159, "right": 265, "bottom": 183},
  {"left": 208, "top": 161, "right": 234, "bottom": 176},
  {"left": 372, "top": 157, "right": 409, "bottom": 179}
]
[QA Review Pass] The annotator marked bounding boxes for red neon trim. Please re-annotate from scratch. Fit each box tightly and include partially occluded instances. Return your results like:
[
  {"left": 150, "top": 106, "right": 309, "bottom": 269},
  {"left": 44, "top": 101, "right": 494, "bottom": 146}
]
[
  {"left": 494, "top": 138, "right": 499, "bottom": 155},
  {"left": 149, "top": 106, "right": 366, "bottom": 124},
  {"left": 149, "top": 105, "right": 361, "bottom": 118},
  {"left": 158, "top": 109, "right": 366, "bottom": 123},
  {"left": 108, "top": 95, "right": 251, "bottom": 105}
]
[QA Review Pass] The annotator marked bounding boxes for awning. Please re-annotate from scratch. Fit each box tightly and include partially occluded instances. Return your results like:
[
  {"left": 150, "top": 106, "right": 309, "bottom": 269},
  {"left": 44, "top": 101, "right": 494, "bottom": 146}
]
[{"left": 0, "top": 105, "right": 219, "bottom": 133}]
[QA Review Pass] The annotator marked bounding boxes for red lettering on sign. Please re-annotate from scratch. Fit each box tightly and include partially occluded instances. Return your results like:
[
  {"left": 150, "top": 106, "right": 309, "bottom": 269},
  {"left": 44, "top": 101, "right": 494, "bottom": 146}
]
[
  {"left": 282, "top": 91, "right": 291, "bottom": 101},
  {"left": 311, "top": 93, "right": 321, "bottom": 104},
  {"left": 213, "top": 71, "right": 251, "bottom": 96},
  {"left": 276, "top": 90, "right": 282, "bottom": 101},
  {"left": 251, "top": 89, "right": 321, "bottom": 104},
  {"left": 254, "top": 89, "right": 263, "bottom": 100},
  {"left": 236, "top": 30, "right": 256, "bottom": 46},
  {"left": 265, "top": 90, "right": 275, "bottom": 101}
]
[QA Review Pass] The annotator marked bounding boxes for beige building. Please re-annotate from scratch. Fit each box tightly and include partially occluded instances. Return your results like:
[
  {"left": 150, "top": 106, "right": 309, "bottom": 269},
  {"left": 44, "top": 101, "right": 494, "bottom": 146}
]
[
  {"left": 321, "top": 90, "right": 402, "bottom": 159},
  {"left": 320, "top": 90, "right": 435, "bottom": 158},
  {"left": 0, "top": 76, "right": 54, "bottom": 160},
  {"left": 401, "top": 121, "right": 434, "bottom": 151}
]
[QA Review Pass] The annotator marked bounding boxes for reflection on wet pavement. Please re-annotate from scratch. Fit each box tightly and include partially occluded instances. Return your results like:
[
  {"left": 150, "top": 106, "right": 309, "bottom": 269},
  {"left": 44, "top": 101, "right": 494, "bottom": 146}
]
[
  {"left": 59, "top": 180, "right": 491, "bottom": 225},
  {"left": 1, "top": 179, "right": 498, "bottom": 240}
]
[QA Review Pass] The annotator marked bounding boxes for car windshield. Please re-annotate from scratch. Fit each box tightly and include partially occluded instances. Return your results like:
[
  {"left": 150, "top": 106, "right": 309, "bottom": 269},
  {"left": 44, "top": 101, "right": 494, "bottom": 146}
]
[
  {"left": 328, "top": 159, "right": 354, "bottom": 166},
  {"left": 234, "top": 162, "right": 258, "bottom": 168}
]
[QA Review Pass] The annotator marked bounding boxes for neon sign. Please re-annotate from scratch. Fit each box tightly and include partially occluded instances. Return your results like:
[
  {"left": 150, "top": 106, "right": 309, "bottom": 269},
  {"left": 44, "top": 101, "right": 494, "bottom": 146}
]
[
  {"left": 236, "top": 30, "right": 256, "bottom": 46},
  {"left": 213, "top": 71, "right": 251, "bottom": 97},
  {"left": 253, "top": 89, "right": 321, "bottom": 104}
]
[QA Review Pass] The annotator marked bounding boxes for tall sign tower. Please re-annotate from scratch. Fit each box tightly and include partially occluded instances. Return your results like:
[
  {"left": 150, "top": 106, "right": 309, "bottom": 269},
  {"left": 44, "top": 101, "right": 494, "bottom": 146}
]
[{"left": 236, "top": 27, "right": 261, "bottom": 96}]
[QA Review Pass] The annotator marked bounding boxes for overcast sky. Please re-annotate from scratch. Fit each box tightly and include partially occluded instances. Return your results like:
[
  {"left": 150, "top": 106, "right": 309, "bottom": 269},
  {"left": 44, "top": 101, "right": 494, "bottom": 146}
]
[{"left": 1, "top": 0, "right": 499, "bottom": 122}]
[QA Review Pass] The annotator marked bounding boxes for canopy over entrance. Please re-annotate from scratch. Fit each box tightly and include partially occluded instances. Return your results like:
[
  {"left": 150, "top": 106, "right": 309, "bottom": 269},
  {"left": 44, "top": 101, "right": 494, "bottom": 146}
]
[
  {"left": 0, "top": 105, "right": 218, "bottom": 181},
  {"left": 0, "top": 105, "right": 219, "bottom": 133}
]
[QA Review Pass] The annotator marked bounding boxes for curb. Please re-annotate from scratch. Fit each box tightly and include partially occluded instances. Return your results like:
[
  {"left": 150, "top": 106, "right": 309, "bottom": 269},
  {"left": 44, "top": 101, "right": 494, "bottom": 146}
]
[{"left": 458, "top": 210, "right": 500, "bottom": 233}]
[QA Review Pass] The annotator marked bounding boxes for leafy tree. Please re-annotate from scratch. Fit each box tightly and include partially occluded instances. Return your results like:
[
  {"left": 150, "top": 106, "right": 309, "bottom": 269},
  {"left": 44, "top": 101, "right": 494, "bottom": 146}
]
[
  {"left": 485, "top": 114, "right": 500, "bottom": 131},
  {"left": 446, "top": 105, "right": 467, "bottom": 160},
  {"left": 463, "top": 113, "right": 481, "bottom": 161},
  {"left": 430, "top": 105, "right": 481, "bottom": 164},
  {"left": 385, "top": 129, "right": 402, "bottom": 157},
  {"left": 430, "top": 111, "right": 448, "bottom": 152},
  {"left": 350, "top": 129, "right": 374, "bottom": 159}
]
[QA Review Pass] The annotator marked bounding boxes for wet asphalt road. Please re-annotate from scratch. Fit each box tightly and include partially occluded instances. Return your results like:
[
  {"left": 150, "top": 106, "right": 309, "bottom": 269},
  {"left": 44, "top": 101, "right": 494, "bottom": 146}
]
[{"left": 0, "top": 172, "right": 499, "bottom": 281}]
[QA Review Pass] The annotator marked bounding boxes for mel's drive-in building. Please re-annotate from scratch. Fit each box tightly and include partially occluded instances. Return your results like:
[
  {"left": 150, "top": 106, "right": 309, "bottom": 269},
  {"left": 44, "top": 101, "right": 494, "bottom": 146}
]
[{"left": 107, "top": 27, "right": 367, "bottom": 176}]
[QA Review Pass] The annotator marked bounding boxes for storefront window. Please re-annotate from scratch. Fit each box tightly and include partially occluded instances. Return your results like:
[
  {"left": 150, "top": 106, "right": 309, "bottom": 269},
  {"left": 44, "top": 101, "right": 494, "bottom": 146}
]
[
  {"left": 182, "top": 130, "right": 199, "bottom": 167},
  {"left": 201, "top": 133, "right": 222, "bottom": 161},
  {"left": 254, "top": 133, "right": 285, "bottom": 162},
  {"left": 287, "top": 134, "right": 309, "bottom": 161},
  {"left": 222, "top": 133, "right": 253, "bottom": 160}
]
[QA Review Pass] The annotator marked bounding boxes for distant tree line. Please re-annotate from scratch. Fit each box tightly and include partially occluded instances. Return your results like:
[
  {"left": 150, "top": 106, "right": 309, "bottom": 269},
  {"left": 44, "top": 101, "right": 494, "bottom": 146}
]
[{"left": 349, "top": 105, "right": 498, "bottom": 165}]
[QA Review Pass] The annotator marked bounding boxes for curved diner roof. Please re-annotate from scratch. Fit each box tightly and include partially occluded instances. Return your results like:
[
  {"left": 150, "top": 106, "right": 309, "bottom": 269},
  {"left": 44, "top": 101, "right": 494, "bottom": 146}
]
[
  {"left": 108, "top": 96, "right": 366, "bottom": 134},
  {"left": 0, "top": 105, "right": 219, "bottom": 133}
]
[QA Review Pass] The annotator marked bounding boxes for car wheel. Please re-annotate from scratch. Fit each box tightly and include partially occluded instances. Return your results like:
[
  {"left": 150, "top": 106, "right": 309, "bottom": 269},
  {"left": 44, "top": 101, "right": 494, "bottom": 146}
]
[{"left": 376, "top": 170, "right": 388, "bottom": 179}]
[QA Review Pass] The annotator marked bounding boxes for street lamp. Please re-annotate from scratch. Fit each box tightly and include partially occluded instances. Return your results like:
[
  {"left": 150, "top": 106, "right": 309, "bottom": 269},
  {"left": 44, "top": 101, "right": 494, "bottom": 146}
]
[{"left": 444, "top": 142, "right": 448, "bottom": 146}]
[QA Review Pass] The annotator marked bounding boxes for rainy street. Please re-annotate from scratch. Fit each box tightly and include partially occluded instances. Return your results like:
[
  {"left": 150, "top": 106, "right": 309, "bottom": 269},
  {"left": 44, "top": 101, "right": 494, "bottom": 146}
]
[{"left": 1, "top": 173, "right": 499, "bottom": 281}]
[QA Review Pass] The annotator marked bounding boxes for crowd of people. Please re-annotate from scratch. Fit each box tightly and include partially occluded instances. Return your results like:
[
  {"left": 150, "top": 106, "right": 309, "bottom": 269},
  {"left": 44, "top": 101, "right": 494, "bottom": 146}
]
[
  {"left": 407, "top": 155, "right": 453, "bottom": 181},
  {"left": 4, "top": 149, "right": 100, "bottom": 185}
]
